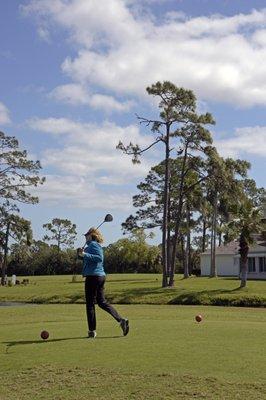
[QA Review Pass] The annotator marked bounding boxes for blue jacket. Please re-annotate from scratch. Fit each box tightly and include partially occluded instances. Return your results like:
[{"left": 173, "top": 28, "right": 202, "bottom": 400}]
[{"left": 82, "top": 240, "right": 105, "bottom": 277}]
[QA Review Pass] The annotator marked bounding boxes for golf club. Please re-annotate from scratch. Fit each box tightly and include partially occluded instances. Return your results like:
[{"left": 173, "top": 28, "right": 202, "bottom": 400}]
[
  {"left": 78, "top": 214, "right": 114, "bottom": 253},
  {"left": 96, "top": 213, "right": 113, "bottom": 229}
]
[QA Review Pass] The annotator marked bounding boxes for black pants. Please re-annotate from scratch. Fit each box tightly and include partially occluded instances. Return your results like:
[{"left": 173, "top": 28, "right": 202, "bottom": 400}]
[{"left": 85, "top": 275, "right": 122, "bottom": 331}]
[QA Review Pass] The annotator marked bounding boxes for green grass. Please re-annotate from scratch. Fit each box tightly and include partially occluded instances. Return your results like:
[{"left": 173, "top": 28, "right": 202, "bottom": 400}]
[
  {"left": 0, "top": 304, "right": 266, "bottom": 399},
  {"left": 0, "top": 274, "right": 266, "bottom": 307}
]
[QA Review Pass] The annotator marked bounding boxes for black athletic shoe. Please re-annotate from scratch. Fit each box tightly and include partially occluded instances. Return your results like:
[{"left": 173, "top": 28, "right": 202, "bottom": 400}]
[
  {"left": 120, "top": 319, "right": 129, "bottom": 336},
  {"left": 88, "top": 331, "right": 97, "bottom": 338}
]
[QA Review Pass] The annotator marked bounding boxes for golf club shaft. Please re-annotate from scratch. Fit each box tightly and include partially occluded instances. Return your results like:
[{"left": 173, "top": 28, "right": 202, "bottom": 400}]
[
  {"left": 96, "top": 220, "right": 105, "bottom": 229},
  {"left": 82, "top": 220, "right": 104, "bottom": 247},
  {"left": 82, "top": 214, "right": 113, "bottom": 248}
]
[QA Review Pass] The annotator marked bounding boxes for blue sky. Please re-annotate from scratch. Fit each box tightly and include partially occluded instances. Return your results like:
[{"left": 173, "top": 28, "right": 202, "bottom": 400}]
[{"left": 0, "top": 0, "right": 265, "bottom": 246}]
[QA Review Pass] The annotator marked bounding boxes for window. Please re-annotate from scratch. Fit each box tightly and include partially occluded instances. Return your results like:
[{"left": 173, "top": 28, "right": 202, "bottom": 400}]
[
  {"left": 248, "top": 257, "right": 256, "bottom": 272},
  {"left": 259, "top": 257, "right": 266, "bottom": 273}
]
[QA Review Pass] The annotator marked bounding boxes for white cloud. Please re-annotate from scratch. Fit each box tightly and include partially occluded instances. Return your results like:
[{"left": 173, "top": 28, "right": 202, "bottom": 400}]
[
  {"left": 32, "top": 174, "right": 133, "bottom": 210},
  {"left": 165, "top": 11, "right": 186, "bottom": 22},
  {"left": 21, "top": 0, "right": 145, "bottom": 47},
  {"left": 49, "top": 84, "right": 89, "bottom": 105},
  {"left": 22, "top": 1, "right": 266, "bottom": 107},
  {"left": 27, "top": 117, "right": 158, "bottom": 204},
  {"left": 214, "top": 126, "right": 266, "bottom": 158},
  {"left": 27, "top": 117, "right": 80, "bottom": 135},
  {"left": 89, "top": 94, "right": 134, "bottom": 112},
  {"left": 27, "top": 117, "right": 153, "bottom": 149},
  {"left": 37, "top": 26, "right": 51, "bottom": 42},
  {"left": 50, "top": 83, "right": 134, "bottom": 112},
  {"left": 0, "top": 102, "right": 11, "bottom": 125},
  {"left": 252, "top": 28, "right": 266, "bottom": 46}
]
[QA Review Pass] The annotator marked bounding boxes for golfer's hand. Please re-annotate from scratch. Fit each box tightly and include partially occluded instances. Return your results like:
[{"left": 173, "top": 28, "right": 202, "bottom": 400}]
[{"left": 77, "top": 248, "right": 84, "bottom": 258}]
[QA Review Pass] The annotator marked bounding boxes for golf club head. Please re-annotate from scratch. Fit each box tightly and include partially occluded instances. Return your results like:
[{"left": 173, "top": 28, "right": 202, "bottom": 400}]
[
  {"left": 104, "top": 214, "right": 113, "bottom": 222},
  {"left": 96, "top": 214, "right": 113, "bottom": 229}
]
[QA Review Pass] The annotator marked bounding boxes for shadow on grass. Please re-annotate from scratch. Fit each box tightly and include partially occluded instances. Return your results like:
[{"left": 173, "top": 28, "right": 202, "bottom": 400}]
[
  {"left": 168, "top": 287, "right": 265, "bottom": 307},
  {"left": 3, "top": 335, "right": 122, "bottom": 352},
  {"left": 4, "top": 336, "right": 86, "bottom": 347},
  {"left": 108, "top": 278, "right": 158, "bottom": 284},
  {"left": 107, "top": 285, "right": 263, "bottom": 307},
  {"left": 96, "top": 335, "right": 122, "bottom": 340},
  {"left": 67, "top": 294, "right": 84, "bottom": 303},
  {"left": 30, "top": 293, "right": 85, "bottom": 304},
  {"left": 107, "top": 286, "right": 167, "bottom": 304},
  {"left": 168, "top": 289, "right": 233, "bottom": 305}
]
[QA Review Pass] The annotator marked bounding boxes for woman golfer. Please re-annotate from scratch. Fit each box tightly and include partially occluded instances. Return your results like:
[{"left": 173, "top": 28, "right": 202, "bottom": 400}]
[{"left": 78, "top": 227, "right": 129, "bottom": 338}]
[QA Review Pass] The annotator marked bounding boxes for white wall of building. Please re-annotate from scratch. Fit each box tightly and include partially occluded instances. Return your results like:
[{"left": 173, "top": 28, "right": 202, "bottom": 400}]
[
  {"left": 200, "top": 254, "right": 239, "bottom": 276},
  {"left": 201, "top": 253, "right": 266, "bottom": 279}
]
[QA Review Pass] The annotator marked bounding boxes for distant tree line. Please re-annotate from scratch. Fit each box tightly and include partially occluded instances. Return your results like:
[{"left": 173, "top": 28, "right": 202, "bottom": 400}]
[{"left": 5, "top": 229, "right": 165, "bottom": 276}]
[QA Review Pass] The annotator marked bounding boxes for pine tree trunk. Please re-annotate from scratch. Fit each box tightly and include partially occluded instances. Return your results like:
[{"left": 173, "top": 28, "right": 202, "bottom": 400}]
[
  {"left": 218, "top": 232, "right": 222, "bottom": 246},
  {"left": 167, "top": 184, "right": 172, "bottom": 278},
  {"left": 202, "top": 217, "right": 207, "bottom": 253},
  {"left": 180, "top": 234, "right": 185, "bottom": 275},
  {"left": 184, "top": 204, "right": 190, "bottom": 278},
  {"left": 209, "top": 213, "right": 214, "bottom": 276},
  {"left": 184, "top": 237, "right": 189, "bottom": 279},
  {"left": 210, "top": 194, "right": 218, "bottom": 277},
  {"left": 0, "top": 253, "right": 3, "bottom": 285},
  {"left": 169, "top": 212, "right": 182, "bottom": 286},
  {"left": 1, "top": 221, "right": 10, "bottom": 285},
  {"left": 169, "top": 143, "right": 188, "bottom": 287},
  {"left": 57, "top": 232, "right": 60, "bottom": 253},
  {"left": 187, "top": 206, "right": 192, "bottom": 275},
  {"left": 161, "top": 124, "right": 170, "bottom": 287}
]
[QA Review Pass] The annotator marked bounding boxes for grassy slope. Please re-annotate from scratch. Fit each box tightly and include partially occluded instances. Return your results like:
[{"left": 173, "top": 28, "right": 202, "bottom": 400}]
[
  {"left": 0, "top": 304, "right": 266, "bottom": 400},
  {"left": 0, "top": 274, "right": 265, "bottom": 306}
]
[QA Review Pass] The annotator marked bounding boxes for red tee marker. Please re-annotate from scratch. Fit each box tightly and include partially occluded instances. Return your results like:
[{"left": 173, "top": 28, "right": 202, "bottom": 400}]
[
  {"left": 40, "top": 330, "right": 49, "bottom": 340},
  {"left": 195, "top": 314, "right": 203, "bottom": 323}
]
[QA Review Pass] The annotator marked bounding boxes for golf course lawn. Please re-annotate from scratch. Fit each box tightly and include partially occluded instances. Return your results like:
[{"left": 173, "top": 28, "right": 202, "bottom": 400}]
[
  {"left": 0, "top": 304, "right": 265, "bottom": 399},
  {"left": 1, "top": 274, "right": 266, "bottom": 306}
]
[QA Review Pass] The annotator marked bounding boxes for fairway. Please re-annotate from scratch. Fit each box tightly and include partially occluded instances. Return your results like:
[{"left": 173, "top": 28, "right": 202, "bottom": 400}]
[{"left": 0, "top": 304, "right": 265, "bottom": 399}]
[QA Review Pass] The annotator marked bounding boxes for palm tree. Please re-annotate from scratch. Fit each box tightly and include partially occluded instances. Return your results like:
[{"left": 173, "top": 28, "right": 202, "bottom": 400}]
[{"left": 226, "top": 200, "right": 263, "bottom": 288}]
